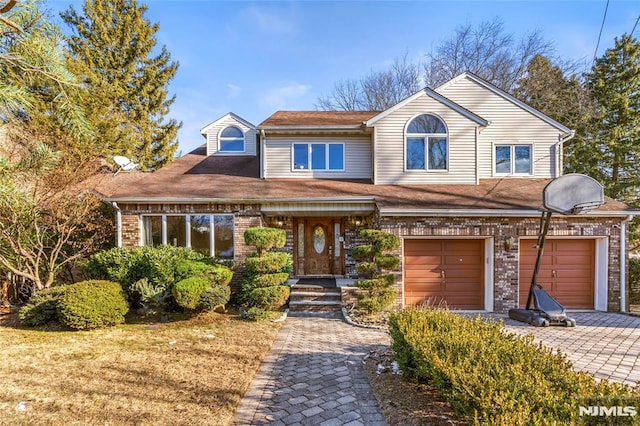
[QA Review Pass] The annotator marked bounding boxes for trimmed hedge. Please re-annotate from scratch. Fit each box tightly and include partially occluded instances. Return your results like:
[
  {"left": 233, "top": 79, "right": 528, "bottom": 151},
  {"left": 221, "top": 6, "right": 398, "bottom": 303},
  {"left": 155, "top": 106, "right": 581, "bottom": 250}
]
[
  {"left": 244, "top": 252, "right": 291, "bottom": 275},
  {"left": 247, "top": 285, "right": 290, "bottom": 311},
  {"left": 57, "top": 281, "right": 129, "bottom": 330},
  {"left": 173, "top": 277, "right": 210, "bottom": 310},
  {"left": 198, "top": 285, "right": 231, "bottom": 311},
  {"left": 389, "top": 308, "right": 637, "bottom": 424},
  {"left": 243, "top": 227, "right": 286, "bottom": 254},
  {"left": 19, "top": 286, "right": 69, "bottom": 327},
  {"left": 175, "top": 261, "right": 233, "bottom": 286}
]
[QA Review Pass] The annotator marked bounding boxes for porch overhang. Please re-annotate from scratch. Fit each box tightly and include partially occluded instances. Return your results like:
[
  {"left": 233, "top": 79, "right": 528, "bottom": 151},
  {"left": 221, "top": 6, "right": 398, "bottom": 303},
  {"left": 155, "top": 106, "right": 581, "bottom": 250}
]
[{"left": 261, "top": 198, "right": 375, "bottom": 217}]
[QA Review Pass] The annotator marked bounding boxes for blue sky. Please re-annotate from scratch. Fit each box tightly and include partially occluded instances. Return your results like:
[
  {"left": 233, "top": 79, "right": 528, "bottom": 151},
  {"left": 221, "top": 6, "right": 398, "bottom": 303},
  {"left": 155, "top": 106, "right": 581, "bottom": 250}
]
[{"left": 47, "top": 1, "right": 639, "bottom": 155}]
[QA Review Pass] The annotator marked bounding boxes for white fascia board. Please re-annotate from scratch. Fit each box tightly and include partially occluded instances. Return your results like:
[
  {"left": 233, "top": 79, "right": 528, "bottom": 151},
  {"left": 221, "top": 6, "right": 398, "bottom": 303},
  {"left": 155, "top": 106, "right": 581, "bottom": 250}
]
[
  {"left": 105, "top": 196, "right": 376, "bottom": 204},
  {"left": 200, "top": 112, "right": 256, "bottom": 135},
  {"left": 365, "top": 88, "right": 488, "bottom": 127},
  {"left": 438, "top": 72, "right": 573, "bottom": 135},
  {"left": 379, "top": 208, "right": 637, "bottom": 218}
]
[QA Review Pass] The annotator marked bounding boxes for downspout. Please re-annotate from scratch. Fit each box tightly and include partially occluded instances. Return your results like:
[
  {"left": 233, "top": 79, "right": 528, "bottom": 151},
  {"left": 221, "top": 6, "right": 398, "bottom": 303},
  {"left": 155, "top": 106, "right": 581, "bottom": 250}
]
[
  {"left": 620, "top": 214, "right": 633, "bottom": 313},
  {"left": 475, "top": 126, "right": 480, "bottom": 185},
  {"left": 260, "top": 129, "right": 266, "bottom": 179},
  {"left": 556, "top": 130, "right": 575, "bottom": 177},
  {"left": 112, "top": 201, "right": 122, "bottom": 248}
]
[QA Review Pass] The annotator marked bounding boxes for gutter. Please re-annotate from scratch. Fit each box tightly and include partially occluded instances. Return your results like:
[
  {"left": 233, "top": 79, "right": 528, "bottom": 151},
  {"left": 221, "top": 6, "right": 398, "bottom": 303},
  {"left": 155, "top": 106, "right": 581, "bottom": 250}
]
[
  {"left": 556, "top": 130, "right": 576, "bottom": 177},
  {"left": 620, "top": 214, "right": 634, "bottom": 313},
  {"left": 105, "top": 196, "right": 376, "bottom": 204},
  {"left": 112, "top": 202, "right": 122, "bottom": 248},
  {"left": 378, "top": 208, "right": 637, "bottom": 218},
  {"left": 260, "top": 129, "right": 266, "bottom": 179}
]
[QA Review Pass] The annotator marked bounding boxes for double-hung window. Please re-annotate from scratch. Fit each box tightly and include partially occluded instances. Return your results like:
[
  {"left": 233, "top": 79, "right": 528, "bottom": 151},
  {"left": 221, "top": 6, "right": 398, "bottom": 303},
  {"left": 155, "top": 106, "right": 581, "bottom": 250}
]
[
  {"left": 292, "top": 143, "right": 344, "bottom": 171},
  {"left": 494, "top": 144, "right": 532, "bottom": 175},
  {"left": 405, "top": 114, "right": 448, "bottom": 171}
]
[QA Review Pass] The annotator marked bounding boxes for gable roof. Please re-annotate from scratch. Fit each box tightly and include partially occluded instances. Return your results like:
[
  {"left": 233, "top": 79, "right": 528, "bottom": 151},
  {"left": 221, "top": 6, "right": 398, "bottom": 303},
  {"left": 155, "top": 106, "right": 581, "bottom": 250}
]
[
  {"left": 200, "top": 112, "right": 256, "bottom": 135},
  {"left": 259, "top": 111, "right": 378, "bottom": 129},
  {"left": 436, "top": 72, "right": 573, "bottom": 135},
  {"left": 365, "top": 87, "right": 489, "bottom": 127},
  {"left": 102, "top": 145, "right": 632, "bottom": 216}
]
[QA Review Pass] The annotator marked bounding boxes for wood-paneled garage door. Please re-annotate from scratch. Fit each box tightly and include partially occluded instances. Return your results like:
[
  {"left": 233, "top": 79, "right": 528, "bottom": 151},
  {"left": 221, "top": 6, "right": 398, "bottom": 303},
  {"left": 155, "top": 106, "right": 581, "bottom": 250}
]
[
  {"left": 404, "top": 239, "right": 484, "bottom": 309},
  {"left": 519, "top": 239, "right": 595, "bottom": 309}
]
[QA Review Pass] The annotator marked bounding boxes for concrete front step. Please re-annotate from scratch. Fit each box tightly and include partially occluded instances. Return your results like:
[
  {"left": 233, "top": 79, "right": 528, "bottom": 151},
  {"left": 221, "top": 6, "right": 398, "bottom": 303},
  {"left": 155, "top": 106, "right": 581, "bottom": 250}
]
[
  {"left": 290, "top": 291, "right": 341, "bottom": 303},
  {"left": 289, "top": 300, "right": 342, "bottom": 312}
]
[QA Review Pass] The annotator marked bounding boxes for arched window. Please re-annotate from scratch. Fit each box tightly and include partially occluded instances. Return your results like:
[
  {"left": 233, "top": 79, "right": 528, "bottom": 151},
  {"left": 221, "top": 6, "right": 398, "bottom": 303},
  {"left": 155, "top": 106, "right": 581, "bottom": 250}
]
[
  {"left": 219, "top": 126, "right": 245, "bottom": 152},
  {"left": 405, "top": 114, "right": 448, "bottom": 171}
]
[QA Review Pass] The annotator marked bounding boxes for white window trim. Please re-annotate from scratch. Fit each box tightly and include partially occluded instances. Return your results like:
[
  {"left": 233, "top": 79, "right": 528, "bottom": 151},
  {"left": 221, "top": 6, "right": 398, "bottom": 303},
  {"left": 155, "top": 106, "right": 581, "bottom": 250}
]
[
  {"left": 404, "top": 113, "right": 449, "bottom": 173},
  {"left": 291, "top": 142, "right": 346, "bottom": 172},
  {"left": 493, "top": 143, "right": 534, "bottom": 177},
  {"left": 139, "top": 213, "right": 235, "bottom": 258},
  {"left": 218, "top": 125, "right": 246, "bottom": 153}
]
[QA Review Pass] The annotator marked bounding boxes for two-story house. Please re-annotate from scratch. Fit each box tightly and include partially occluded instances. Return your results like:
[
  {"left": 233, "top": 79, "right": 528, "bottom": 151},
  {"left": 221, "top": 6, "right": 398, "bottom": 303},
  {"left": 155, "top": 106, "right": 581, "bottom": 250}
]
[{"left": 103, "top": 72, "right": 635, "bottom": 313}]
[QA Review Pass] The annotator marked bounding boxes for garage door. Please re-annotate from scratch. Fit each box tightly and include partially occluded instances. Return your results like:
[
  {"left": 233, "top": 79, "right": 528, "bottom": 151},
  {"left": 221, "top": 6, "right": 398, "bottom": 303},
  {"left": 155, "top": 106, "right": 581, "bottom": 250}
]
[
  {"left": 519, "top": 239, "right": 595, "bottom": 309},
  {"left": 404, "top": 239, "right": 484, "bottom": 309}
]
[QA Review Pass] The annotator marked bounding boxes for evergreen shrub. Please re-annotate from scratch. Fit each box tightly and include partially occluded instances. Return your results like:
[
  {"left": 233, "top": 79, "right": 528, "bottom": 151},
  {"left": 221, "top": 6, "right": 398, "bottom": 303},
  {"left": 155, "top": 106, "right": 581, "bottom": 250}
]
[
  {"left": 56, "top": 280, "right": 128, "bottom": 330},
  {"left": 19, "top": 286, "right": 69, "bottom": 326}
]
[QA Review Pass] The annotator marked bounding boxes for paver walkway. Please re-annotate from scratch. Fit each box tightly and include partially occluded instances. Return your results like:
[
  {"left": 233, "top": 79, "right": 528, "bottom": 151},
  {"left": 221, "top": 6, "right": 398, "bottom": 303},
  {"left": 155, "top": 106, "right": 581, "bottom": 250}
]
[
  {"left": 501, "top": 312, "right": 640, "bottom": 386},
  {"left": 233, "top": 313, "right": 390, "bottom": 426}
]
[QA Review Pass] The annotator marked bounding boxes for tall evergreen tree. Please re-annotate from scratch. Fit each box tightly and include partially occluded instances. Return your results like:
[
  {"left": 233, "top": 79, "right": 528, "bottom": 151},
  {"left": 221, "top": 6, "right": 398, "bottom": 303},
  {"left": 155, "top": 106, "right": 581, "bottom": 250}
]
[
  {"left": 514, "top": 55, "right": 596, "bottom": 178},
  {"left": 61, "top": 0, "right": 181, "bottom": 170},
  {"left": 577, "top": 34, "right": 640, "bottom": 206}
]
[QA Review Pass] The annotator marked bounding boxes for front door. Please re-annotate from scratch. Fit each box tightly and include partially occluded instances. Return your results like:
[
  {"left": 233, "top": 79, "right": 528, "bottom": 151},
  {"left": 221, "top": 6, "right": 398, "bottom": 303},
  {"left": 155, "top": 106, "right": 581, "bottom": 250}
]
[{"left": 294, "top": 218, "right": 344, "bottom": 276}]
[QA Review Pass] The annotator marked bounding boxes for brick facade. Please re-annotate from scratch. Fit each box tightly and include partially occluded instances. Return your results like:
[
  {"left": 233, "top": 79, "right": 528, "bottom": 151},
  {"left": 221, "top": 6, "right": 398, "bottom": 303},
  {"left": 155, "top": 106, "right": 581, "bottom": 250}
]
[
  {"left": 115, "top": 202, "right": 628, "bottom": 314},
  {"left": 379, "top": 215, "right": 626, "bottom": 313}
]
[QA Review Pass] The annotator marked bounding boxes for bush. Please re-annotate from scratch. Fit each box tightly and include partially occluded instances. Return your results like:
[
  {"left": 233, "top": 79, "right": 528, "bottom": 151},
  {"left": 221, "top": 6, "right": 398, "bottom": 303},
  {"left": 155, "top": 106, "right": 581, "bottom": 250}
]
[
  {"left": 57, "top": 281, "right": 129, "bottom": 330},
  {"left": 176, "top": 261, "right": 233, "bottom": 286},
  {"left": 247, "top": 285, "right": 290, "bottom": 310},
  {"left": 173, "top": 277, "right": 210, "bottom": 310},
  {"left": 243, "top": 227, "right": 286, "bottom": 255},
  {"left": 244, "top": 307, "right": 270, "bottom": 321},
  {"left": 19, "top": 286, "right": 69, "bottom": 326},
  {"left": 245, "top": 252, "right": 291, "bottom": 275},
  {"left": 354, "top": 229, "right": 400, "bottom": 314},
  {"left": 252, "top": 272, "right": 290, "bottom": 288},
  {"left": 389, "top": 308, "right": 637, "bottom": 424},
  {"left": 198, "top": 285, "right": 231, "bottom": 311},
  {"left": 129, "top": 278, "right": 165, "bottom": 309},
  {"left": 630, "top": 257, "right": 640, "bottom": 304}
]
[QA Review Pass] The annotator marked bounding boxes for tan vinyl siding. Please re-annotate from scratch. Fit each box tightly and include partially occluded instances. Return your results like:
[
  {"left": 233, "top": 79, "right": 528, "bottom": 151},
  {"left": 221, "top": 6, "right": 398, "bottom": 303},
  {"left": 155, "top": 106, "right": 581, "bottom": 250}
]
[
  {"left": 264, "top": 135, "right": 372, "bottom": 179},
  {"left": 438, "top": 77, "right": 561, "bottom": 178},
  {"left": 205, "top": 116, "right": 257, "bottom": 157},
  {"left": 373, "top": 94, "right": 478, "bottom": 185}
]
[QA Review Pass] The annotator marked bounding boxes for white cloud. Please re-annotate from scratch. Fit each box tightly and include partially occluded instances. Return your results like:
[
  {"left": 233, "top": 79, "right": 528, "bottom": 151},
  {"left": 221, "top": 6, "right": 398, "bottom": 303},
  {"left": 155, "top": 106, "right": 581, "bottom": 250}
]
[
  {"left": 244, "top": 5, "right": 297, "bottom": 35},
  {"left": 260, "top": 81, "right": 311, "bottom": 110},
  {"left": 226, "top": 84, "right": 242, "bottom": 98}
]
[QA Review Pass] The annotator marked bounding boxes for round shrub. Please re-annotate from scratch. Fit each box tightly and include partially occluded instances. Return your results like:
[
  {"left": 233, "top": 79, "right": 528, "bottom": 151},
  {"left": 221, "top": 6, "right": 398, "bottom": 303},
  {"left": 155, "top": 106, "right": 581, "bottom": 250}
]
[
  {"left": 244, "top": 252, "right": 291, "bottom": 275},
  {"left": 172, "top": 277, "right": 210, "bottom": 310},
  {"left": 56, "top": 280, "right": 129, "bottom": 330},
  {"left": 19, "top": 286, "right": 69, "bottom": 327},
  {"left": 248, "top": 285, "right": 290, "bottom": 310},
  {"left": 176, "top": 261, "right": 233, "bottom": 286},
  {"left": 244, "top": 227, "right": 286, "bottom": 254},
  {"left": 244, "top": 307, "right": 270, "bottom": 321},
  {"left": 198, "top": 285, "right": 231, "bottom": 311},
  {"left": 252, "top": 272, "right": 290, "bottom": 288}
]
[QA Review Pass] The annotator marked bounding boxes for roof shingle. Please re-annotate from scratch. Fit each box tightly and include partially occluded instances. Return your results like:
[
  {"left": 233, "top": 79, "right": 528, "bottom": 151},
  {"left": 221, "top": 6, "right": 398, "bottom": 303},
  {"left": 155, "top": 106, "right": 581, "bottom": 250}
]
[{"left": 259, "top": 111, "right": 379, "bottom": 127}]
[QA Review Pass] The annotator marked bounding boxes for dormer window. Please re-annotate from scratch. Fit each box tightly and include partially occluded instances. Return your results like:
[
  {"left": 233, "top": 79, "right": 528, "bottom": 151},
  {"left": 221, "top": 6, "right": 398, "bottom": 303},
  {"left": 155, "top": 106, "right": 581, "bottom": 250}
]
[
  {"left": 405, "top": 114, "right": 448, "bottom": 171},
  {"left": 219, "top": 126, "right": 245, "bottom": 152}
]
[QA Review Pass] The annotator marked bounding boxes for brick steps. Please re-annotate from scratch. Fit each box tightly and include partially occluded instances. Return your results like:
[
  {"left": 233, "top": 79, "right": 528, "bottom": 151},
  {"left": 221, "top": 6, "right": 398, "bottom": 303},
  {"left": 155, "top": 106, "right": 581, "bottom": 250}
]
[{"left": 289, "top": 284, "right": 341, "bottom": 313}]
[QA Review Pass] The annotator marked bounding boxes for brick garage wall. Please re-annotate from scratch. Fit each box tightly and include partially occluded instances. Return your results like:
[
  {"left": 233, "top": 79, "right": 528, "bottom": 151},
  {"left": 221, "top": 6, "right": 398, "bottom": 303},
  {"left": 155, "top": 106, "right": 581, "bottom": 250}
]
[{"left": 379, "top": 215, "right": 625, "bottom": 313}]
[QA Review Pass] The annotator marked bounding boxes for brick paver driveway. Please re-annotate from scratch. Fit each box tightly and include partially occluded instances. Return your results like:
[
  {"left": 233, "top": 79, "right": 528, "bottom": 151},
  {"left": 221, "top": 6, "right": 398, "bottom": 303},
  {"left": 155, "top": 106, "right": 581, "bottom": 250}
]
[
  {"left": 501, "top": 312, "right": 640, "bottom": 386},
  {"left": 233, "top": 313, "right": 389, "bottom": 426}
]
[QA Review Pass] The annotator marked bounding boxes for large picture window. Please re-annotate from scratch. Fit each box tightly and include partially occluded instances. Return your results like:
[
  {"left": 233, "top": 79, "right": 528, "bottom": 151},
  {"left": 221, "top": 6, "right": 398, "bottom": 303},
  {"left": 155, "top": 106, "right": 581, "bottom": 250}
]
[
  {"left": 405, "top": 114, "right": 448, "bottom": 171},
  {"left": 494, "top": 144, "right": 532, "bottom": 175},
  {"left": 141, "top": 214, "right": 234, "bottom": 259},
  {"left": 292, "top": 143, "right": 344, "bottom": 171},
  {"left": 219, "top": 126, "right": 245, "bottom": 152}
]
